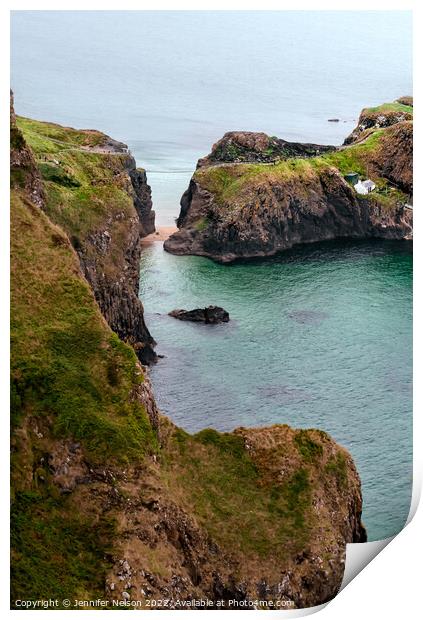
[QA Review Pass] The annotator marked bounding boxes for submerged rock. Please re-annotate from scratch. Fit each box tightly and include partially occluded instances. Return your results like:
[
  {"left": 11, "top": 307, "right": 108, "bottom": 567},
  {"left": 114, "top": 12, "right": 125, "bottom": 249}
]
[
  {"left": 288, "top": 310, "right": 329, "bottom": 325},
  {"left": 169, "top": 305, "right": 229, "bottom": 324}
]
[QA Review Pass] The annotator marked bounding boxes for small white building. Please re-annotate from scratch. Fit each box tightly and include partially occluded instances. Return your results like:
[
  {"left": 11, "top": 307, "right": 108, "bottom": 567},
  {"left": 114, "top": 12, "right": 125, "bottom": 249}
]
[{"left": 354, "top": 179, "right": 376, "bottom": 195}]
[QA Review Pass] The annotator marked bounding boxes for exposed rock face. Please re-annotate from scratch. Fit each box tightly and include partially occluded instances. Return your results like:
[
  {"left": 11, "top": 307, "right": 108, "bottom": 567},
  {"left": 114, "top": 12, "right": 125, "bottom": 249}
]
[
  {"left": 396, "top": 96, "right": 413, "bottom": 107},
  {"left": 76, "top": 205, "right": 157, "bottom": 365},
  {"left": 343, "top": 101, "right": 413, "bottom": 145},
  {"left": 369, "top": 121, "right": 413, "bottom": 194},
  {"left": 129, "top": 166, "right": 156, "bottom": 236},
  {"left": 165, "top": 168, "right": 412, "bottom": 263},
  {"left": 198, "top": 131, "right": 335, "bottom": 168},
  {"left": 10, "top": 91, "right": 45, "bottom": 208},
  {"left": 169, "top": 305, "right": 230, "bottom": 323},
  {"left": 165, "top": 101, "right": 413, "bottom": 263}
]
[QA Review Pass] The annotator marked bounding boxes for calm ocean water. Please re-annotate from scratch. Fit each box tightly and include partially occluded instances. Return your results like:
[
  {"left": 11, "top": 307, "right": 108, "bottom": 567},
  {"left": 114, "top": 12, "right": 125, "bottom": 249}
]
[{"left": 11, "top": 11, "right": 412, "bottom": 540}]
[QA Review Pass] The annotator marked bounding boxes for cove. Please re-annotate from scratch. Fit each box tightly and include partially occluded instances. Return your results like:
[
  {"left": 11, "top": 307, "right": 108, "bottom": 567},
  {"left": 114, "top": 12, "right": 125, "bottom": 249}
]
[{"left": 140, "top": 238, "right": 412, "bottom": 541}]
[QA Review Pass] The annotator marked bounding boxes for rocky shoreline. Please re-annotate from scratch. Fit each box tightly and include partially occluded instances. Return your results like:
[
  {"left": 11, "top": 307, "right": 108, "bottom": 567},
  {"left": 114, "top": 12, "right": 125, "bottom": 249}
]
[{"left": 164, "top": 99, "right": 413, "bottom": 263}]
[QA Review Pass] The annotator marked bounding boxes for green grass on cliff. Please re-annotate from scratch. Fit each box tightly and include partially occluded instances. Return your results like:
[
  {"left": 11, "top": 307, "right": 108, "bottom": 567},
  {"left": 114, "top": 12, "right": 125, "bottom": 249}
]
[
  {"left": 365, "top": 101, "right": 413, "bottom": 116},
  {"left": 194, "top": 127, "right": 407, "bottom": 210},
  {"left": 16, "top": 117, "right": 135, "bottom": 257},
  {"left": 162, "top": 425, "right": 316, "bottom": 559},
  {"left": 11, "top": 191, "right": 157, "bottom": 462},
  {"left": 16, "top": 116, "right": 108, "bottom": 151},
  {"left": 11, "top": 187, "right": 159, "bottom": 605},
  {"left": 11, "top": 489, "right": 116, "bottom": 606}
]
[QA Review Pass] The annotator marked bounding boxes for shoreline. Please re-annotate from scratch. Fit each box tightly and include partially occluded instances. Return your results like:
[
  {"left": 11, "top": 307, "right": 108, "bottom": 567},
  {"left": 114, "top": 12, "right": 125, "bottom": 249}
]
[{"left": 141, "top": 225, "right": 177, "bottom": 246}]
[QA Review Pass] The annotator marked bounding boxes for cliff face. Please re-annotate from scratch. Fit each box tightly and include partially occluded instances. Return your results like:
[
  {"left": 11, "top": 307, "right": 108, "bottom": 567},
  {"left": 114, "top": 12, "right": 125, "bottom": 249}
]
[
  {"left": 16, "top": 116, "right": 157, "bottom": 363},
  {"left": 10, "top": 92, "right": 45, "bottom": 208},
  {"left": 11, "top": 99, "right": 366, "bottom": 610},
  {"left": 165, "top": 100, "right": 413, "bottom": 263},
  {"left": 369, "top": 121, "right": 413, "bottom": 194}
]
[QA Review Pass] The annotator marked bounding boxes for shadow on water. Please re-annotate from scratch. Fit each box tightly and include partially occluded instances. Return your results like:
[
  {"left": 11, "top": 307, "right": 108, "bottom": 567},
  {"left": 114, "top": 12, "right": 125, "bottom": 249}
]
[{"left": 228, "top": 238, "right": 413, "bottom": 268}]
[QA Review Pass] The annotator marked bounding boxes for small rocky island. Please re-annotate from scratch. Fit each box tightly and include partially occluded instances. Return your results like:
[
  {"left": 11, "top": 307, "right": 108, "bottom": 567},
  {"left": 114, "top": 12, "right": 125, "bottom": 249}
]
[
  {"left": 164, "top": 98, "right": 413, "bottom": 263},
  {"left": 169, "top": 305, "right": 230, "bottom": 323}
]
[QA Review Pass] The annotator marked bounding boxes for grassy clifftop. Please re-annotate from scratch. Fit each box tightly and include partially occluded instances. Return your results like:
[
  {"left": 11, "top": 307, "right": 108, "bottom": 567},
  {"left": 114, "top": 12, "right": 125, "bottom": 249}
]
[
  {"left": 343, "top": 98, "right": 413, "bottom": 145},
  {"left": 16, "top": 115, "right": 157, "bottom": 363},
  {"left": 17, "top": 116, "right": 142, "bottom": 260},
  {"left": 193, "top": 124, "right": 409, "bottom": 211}
]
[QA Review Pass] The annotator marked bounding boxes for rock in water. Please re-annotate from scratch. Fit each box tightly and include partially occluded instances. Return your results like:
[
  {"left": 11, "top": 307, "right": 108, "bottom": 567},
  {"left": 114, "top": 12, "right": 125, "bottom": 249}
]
[{"left": 169, "top": 305, "right": 229, "bottom": 324}]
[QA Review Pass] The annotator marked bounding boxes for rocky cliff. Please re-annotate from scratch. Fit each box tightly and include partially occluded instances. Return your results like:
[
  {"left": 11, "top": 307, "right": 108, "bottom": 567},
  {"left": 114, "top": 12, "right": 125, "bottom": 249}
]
[
  {"left": 10, "top": 91, "right": 45, "bottom": 208},
  {"left": 16, "top": 115, "right": 157, "bottom": 364},
  {"left": 165, "top": 100, "right": 413, "bottom": 263},
  {"left": 11, "top": 99, "right": 366, "bottom": 609},
  {"left": 197, "top": 131, "right": 335, "bottom": 168},
  {"left": 369, "top": 121, "right": 413, "bottom": 194},
  {"left": 343, "top": 98, "right": 413, "bottom": 145}
]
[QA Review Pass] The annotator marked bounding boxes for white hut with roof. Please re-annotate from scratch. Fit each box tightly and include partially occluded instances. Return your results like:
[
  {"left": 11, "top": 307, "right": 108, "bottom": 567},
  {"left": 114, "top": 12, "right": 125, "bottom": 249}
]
[{"left": 354, "top": 179, "right": 376, "bottom": 195}]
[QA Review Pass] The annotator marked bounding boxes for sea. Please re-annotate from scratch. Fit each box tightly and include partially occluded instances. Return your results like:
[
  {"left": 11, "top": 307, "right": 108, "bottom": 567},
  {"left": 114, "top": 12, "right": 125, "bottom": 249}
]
[{"left": 11, "top": 10, "right": 412, "bottom": 540}]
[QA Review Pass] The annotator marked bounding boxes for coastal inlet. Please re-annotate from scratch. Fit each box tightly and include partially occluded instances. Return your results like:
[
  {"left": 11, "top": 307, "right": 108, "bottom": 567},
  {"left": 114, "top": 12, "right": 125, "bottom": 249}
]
[{"left": 140, "top": 237, "right": 412, "bottom": 542}]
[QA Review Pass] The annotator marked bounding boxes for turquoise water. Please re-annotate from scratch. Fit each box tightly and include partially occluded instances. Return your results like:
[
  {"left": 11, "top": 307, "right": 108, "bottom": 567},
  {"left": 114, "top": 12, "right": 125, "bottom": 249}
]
[
  {"left": 140, "top": 240, "right": 412, "bottom": 541},
  {"left": 11, "top": 10, "right": 413, "bottom": 541}
]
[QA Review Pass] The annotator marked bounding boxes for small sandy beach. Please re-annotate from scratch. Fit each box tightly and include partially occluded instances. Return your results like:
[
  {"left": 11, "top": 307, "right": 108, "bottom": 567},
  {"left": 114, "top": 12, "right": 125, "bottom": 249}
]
[{"left": 141, "top": 226, "right": 177, "bottom": 246}]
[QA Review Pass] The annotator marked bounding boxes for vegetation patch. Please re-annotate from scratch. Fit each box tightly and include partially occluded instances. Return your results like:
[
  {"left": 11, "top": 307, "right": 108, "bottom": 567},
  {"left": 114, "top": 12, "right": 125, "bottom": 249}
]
[
  {"left": 325, "top": 453, "right": 348, "bottom": 489},
  {"left": 38, "top": 162, "right": 81, "bottom": 188},
  {"left": 17, "top": 116, "right": 108, "bottom": 150},
  {"left": 268, "top": 468, "right": 311, "bottom": 533},
  {"left": 194, "top": 216, "right": 210, "bottom": 231},
  {"left": 11, "top": 489, "right": 116, "bottom": 607},
  {"left": 195, "top": 124, "right": 408, "bottom": 212},
  {"left": 294, "top": 430, "right": 323, "bottom": 462},
  {"left": 365, "top": 102, "right": 413, "bottom": 116},
  {"left": 11, "top": 192, "right": 158, "bottom": 462},
  {"left": 16, "top": 116, "right": 134, "bottom": 241},
  {"left": 162, "top": 425, "right": 313, "bottom": 558}
]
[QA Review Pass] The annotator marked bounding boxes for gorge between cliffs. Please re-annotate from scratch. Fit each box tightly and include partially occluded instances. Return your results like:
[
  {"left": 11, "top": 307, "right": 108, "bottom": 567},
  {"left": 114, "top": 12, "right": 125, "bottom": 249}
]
[{"left": 11, "top": 94, "right": 412, "bottom": 610}]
